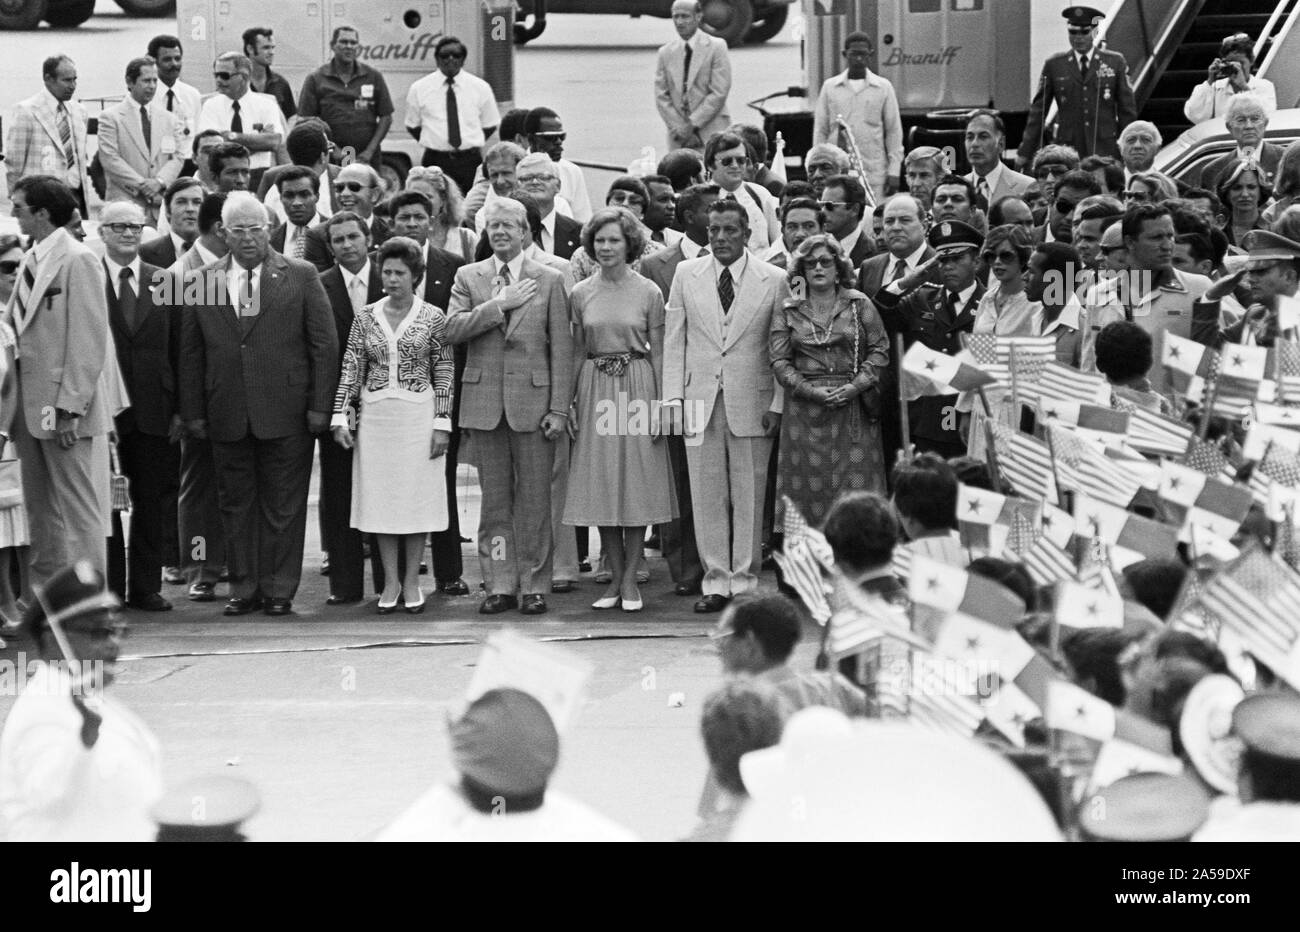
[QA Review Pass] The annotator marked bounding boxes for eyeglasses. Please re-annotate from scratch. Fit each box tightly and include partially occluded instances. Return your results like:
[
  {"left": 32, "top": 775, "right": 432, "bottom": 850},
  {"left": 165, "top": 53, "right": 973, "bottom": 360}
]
[
  {"left": 532, "top": 132, "right": 566, "bottom": 141},
  {"left": 806, "top": 256, "right": 837, "bottom": 269},
  {"left": 0, "top": 261, "right": 19, "bottom": 275},
  {"left": 819, "top": 201, "right": 851, "bottom": 210},
  {"left": 212, "top": 71, "right": 238, "bottom": 81},
  {"left": 517, "top": 173, "right": 554, "bottom": 185},
  {"left": 334, "top": 181, "right": 368, "bottom": 192},
  {"left": 1123, "top": 190, "right": 1150, "bottom": 202},
  {"left": 1054, "top": 199, "right": 1078, "bottom": 214},
  {"left": 437, "top": 52, "right": 465, "bottom": 61},
  {"left": 1036, "top": 164, "right": 1069, "bottom": 178},
  {"left": 981, "top": 250, "right": 1020, "bottom": 264},
  {"left": 718, "top": 156, "right": 750, "bottom": 167},
  {"left": 225, "top": 224, "right": 269, "bottom": 238},
  {"left": 103, "top": 222, "right": 145, "bottom": 234},
  {"left": 608, "top": 193, "right": 645, "bottom": 207}
]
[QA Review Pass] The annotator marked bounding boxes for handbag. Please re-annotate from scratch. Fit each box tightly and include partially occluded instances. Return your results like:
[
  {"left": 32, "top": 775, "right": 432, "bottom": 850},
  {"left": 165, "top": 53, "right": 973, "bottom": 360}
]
[
  {"left": 850, "top": 298, "right": 881, "bottom": 420},
  {"left": 109, "top": 443, "right": 132, "bottom": 513}
]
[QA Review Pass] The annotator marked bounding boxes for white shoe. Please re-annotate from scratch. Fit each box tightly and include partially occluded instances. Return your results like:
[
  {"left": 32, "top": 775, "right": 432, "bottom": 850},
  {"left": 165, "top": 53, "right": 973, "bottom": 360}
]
[
  {"left": 592, "top": 595, "right": 620, "bottom": 610},
  {"left": 621, "top": 589, "right": 643, "bottom": 612}
]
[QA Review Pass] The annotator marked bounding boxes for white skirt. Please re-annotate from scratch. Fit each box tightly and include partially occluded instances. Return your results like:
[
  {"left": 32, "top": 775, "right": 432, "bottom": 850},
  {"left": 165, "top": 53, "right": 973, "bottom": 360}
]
[{"left": 351, "top": 390, "right": 448, "bottom": 534}]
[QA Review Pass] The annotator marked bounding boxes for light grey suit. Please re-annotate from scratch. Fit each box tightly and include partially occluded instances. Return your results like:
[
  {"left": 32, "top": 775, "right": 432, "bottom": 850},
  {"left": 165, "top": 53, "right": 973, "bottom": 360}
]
[
  {"left": 96, "top": 97, "right": 185, "bottom": 224},
  {"left": 664, "top": 254, "right": 787, "bottom": 597},
  {"left": 446, "top": 255, "right": 574, "bottom": 597},
  {"left": 3, "top": 92, "right": 93, "bottom": 204},
  {"left": 654, "top": 32, "right": 731, "bottom": 151},
  {"left": 965, "top": 164, "right": 1035, "bottom": 207}
]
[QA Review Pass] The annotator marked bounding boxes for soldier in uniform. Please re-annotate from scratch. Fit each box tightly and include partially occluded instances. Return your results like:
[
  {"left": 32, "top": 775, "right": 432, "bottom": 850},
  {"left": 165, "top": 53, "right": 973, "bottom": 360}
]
[
  {"left": 872, "top": 220, "right": 986, "bottom": 458},
  {"left": 1017, "top": 7, "right": 1137, "bottom": 168}
]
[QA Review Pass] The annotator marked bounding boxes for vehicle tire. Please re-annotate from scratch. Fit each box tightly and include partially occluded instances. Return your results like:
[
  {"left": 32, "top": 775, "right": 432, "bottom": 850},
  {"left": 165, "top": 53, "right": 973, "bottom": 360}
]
[
  {"left": 0, "top": 0, "right": 48, "bottom": 30},
  {"left": 378, "top": 154, "right": 410, "bottom": 196},
  {"left": 745, "top": 6, "right": 788, "bottom": 44},
  {"left": 44, "top": 0, "right": 95, "bottom": 27},
  {"left": 514, "top": 17, "right": 547, "bottom": 45},
  {"left": 113, "top": 0, "right": 176, "bottom": 16},
  {"left": 701, "top": 0, "right": 754, "bottom": 48}
]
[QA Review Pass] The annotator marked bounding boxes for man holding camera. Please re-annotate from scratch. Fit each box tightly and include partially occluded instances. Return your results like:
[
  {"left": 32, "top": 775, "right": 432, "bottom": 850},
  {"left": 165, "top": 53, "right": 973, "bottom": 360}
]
[{"left": 1184, "top": 32, "right": 1277, "bottom": 125}]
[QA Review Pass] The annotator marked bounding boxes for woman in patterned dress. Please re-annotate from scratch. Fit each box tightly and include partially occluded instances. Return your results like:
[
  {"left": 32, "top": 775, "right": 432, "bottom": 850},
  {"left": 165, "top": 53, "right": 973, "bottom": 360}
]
[
  {"left": 770, "top": 234, "right": 890, "bottom": 529},
  {"left": 331, "top": 237, "right": 455, "bottom": 614}
]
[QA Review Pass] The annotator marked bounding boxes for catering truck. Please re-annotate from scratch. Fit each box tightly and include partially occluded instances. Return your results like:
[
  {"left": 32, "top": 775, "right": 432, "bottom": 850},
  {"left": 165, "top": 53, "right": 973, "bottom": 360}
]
[{"left": 174, "top": 0, "right": 516, "bottom": 190}]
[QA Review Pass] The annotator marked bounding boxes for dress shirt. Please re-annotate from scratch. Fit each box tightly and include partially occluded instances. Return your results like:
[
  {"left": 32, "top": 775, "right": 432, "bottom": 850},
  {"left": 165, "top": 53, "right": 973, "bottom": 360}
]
[
  {"left": 195, "top": 91, "right": 285, "bottom": 169},
  {"left": 226, "top": 262, "right": 263, "bottom": 316},
  {"left": 882, "top": 243, "right": 931, "bottom": 290},
  {"left": 1184, "top": 74, "right": 1277, "bottom": 124},
  {"left": 494, "top": 253, "right": 525, "bottom": 285},
  {"left": 343, "top": 260, "right": 371, "bottom": 312},
  {"left": 971, "top": 160, "right": 1005, "bottom": 201},
  {"left": 554, "top": 157, "right": 593, "bottom": 223},
  {"left": 811, "top": 68, "right": 904, "bottom": 196},
  {"left": 839, "top": 226, "right": 865, "bottom": 260},
  {"left": 972, "top": 281, "right": 1038, "bottom": 335},
  {"left": 404, "top": 69, "right": 500, "bottom": 152},
  {"left": 103, "top": 256, "right": 143, "bottom": 300},
  {"left": 151, "top": 79, "right": 203, "bottom": 158},
  {"left": 264, "top": 169, "right": 334, "bottom": 221}
]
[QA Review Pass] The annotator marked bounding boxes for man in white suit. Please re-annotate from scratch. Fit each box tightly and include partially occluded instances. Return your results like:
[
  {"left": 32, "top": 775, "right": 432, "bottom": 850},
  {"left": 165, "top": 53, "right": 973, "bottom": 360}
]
[
  {"left": 963, "top": 110, "right": 1033, "bottom": 210},
  {"left": 97, "top": 57, "right": 186, "bottom": 227},
  {"left": 4, "top": 57, "right": 94, "bottom": 217},
  {"left": 663, "top": 198, "right": 787, "bottom": 613},
  {"left": 654, "top": 1, "right": 731, "bottom": 152}
]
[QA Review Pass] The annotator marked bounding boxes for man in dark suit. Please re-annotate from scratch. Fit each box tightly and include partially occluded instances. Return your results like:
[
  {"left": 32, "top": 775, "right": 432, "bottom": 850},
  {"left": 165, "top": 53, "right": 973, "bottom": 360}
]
[
  {"left": 382, "top": 190, "right": 470, "bottom": 595},
  {"left": 820, "top": 173, "right": 875, "bottom": 268},
  {"left": 100, "top": 202, "right": 180, "bottom": 611},
  {"left": 639, "top": 182, "right": 719, "bottom": 597},
  {"left": 268, "top": 166, "right": 332, "bottom": 271},
  {"left": 316, "top": 211, "right": 380, "bottom": 605},
  {"left": 1016, "top": 7, "right": 1137, "bottom": 167},
  {"left": 858, "top": 194, "right": 936, "bottom": 476},
  {"left": 179, "top": 192, "right": 338, "bottom": 617},
  {"left": 509, "top": 153, "right": 581, "bottom": 260},
  {"left": 873, "top": 220, "right": 986, "bottom": 459},
  {"left": 139, "top": 176, "right": 205, "bottom": 268}
]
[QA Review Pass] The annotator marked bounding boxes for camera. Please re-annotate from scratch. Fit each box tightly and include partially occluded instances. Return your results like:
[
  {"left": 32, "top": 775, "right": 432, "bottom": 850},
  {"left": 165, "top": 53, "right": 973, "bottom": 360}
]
[{"left": 1212, "top": 59, "right": 1237, "bottom": 81}]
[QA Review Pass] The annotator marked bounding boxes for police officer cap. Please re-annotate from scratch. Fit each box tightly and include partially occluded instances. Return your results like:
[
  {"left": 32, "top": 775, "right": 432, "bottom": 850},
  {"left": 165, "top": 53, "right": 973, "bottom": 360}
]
[
  {"left": 1063, "top": 7, "right": 1104, "bottom": 27},
  {"left": 1078, "top": 773, "right": 1211, "bottom": 842},
  {"left": 927, "top": 220, "right": 982, "bottom": 258},
  {"left": 1233, "top": 692, "right": 1300, "bottom": 761},
  {"left": 152, "top": 775, "right": 262, "bottom": 841},
  {"left": 1240, "top": 229, "right": 1300, "bottom": 269},
  {"left": 21, "top": 560, "right": 122, "bottom": 641}
]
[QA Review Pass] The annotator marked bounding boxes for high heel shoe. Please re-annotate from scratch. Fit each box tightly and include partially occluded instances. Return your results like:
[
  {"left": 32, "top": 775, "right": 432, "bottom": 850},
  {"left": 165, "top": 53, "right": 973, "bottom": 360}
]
[
  {"left": 592, "top": 595, "right": 621, "bottom": 610},
  {"left": 377, "top": 593, "right": 400, "bottom": 615},
  {"left": 404, "top": 591, "right": 426, "bottom": 614},
  {"left": 621, "top": 590, "right": 643, "bottom": 613}
]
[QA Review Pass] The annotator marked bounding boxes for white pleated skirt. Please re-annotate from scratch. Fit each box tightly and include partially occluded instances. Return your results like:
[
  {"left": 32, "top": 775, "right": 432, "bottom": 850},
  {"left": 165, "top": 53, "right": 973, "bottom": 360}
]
[{"left": 351, "top": 390, "right": 448, "bottom": 534}]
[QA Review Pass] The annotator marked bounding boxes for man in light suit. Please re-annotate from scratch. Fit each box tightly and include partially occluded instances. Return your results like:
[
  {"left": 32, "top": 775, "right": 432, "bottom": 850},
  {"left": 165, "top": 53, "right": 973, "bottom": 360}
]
[
  {"left": 5, "top": 57, "right": 94, "bottom": 218},
  {"left": 96, "top": 57, "right": 186, "bottom": 227},
  {"left": 663, "top": 198, "right": 787, "bottom": 613},
  {"left": 640, "top": 182, "right": 718, "bottom": 598},
  {"left": 446, "top": 199, "right": 573, "bottom": 617},
  {"left": 2, "top": 177, "right": 111, "bottom": 587},
  {"left": 963, "top": 110, "right": 1033, "bottom": 209},
  {"left": 179, "top": 193, "right": 338, "bottom": 617},
  {"left": 655, "top": 1, "right": 731, "bottom": 153}
]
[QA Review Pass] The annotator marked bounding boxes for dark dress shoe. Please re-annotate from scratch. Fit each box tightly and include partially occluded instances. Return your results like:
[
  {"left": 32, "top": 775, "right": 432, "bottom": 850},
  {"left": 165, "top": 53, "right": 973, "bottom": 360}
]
[
  {"left": 326, "top": 595, "right": 361, "bottom": 606},
  {"left": 188, "top": 581, "right": 217, "bottom": 602},
  {"left": 694, "top": 594, "right": 729, "bottom": 613},
  {"left": 224, "top": 597, "right": 262, "bottom": 616},
  {"left": 675, "top": 582, "right": 702, "bottom": 597},
  {"left": 479, "top": 594, "right": 518, "bottom": 615},
  {"left": 550, "top": 580, "right": 575, "bottom": 594},
  {"left": 437, "top": 578, "right": 470, "bottom": 596},
  {"left": 519, "top": 594, "right": 548, "bottom": 615},
  {"left": 263, "top": 598, "right": 293, "bottom": 616},
  {"left": 578, "top": 560, "right": 592, "bottom": 573},
  {"left": 128, "top": 593, "right": 173, "bottom": 612}
]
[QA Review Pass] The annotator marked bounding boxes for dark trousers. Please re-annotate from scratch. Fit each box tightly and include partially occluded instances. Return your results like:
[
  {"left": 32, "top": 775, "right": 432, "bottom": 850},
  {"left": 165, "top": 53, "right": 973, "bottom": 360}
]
[
  {"left": 422, "top": 148, "right": 482, "bottom": 202},
  {"left": 659, "top": 433, "right": 703, "bottom": 588},
  {"left": 179, "top": 435, "right": 227, "bottom": 584},
  {"left": 318, "top": 434, "right": 365, "bottom": 601},
  {"left": 107, "top": 431, "right": 179, "bottom": 599},
  {"left": 429, "top": 344, "right": 466, "bottom": 583},
  {"left": 211, "top": 431, "right": 315, "bottom": 601}
]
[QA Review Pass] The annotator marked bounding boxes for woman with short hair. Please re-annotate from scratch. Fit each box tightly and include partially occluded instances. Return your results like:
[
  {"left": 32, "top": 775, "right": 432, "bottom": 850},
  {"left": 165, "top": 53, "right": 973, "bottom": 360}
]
[{"left": 332, "top": 236, "right": 455, "bottom": 614}]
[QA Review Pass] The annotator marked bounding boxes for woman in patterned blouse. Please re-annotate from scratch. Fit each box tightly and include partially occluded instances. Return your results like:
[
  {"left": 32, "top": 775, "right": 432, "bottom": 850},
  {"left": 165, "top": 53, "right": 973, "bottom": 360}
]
[{"left": 331, "top": 237, "right": 455, "bottom": 614}]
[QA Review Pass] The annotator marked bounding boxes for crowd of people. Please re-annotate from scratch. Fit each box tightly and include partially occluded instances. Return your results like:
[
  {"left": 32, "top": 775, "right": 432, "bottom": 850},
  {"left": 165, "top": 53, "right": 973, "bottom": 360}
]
[{"left": 0, "top": 0, "right": 1298, "bottom": 843}]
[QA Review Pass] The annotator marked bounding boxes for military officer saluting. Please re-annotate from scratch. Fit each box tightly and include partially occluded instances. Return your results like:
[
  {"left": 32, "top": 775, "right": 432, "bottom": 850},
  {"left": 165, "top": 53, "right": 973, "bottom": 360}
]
[
  {"left": 1017, "top": 7, "right": 1137, "bottom": 168},
  {"left": 872, "top": 220, "right": 986, "bottom": 458}
]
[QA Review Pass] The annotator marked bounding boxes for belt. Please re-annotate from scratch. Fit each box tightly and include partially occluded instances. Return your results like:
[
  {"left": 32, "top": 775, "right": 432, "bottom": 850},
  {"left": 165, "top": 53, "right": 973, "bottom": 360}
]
[{"left": 587, "top": 351, "right": 645, "bottom": 376}]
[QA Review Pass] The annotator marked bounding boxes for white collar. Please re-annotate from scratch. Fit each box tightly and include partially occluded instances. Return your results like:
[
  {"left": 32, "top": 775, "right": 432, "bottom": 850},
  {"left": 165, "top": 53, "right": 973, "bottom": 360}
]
[
  {"left": 45, "top": 89, "right": 69, "bottom": 112},
  {"left": 343, "top": 260, "right": 370, "bottom": 287},
  {"left": 1041, "top": 293, "right": 1083, "bottom": 334},
  {"left": 192, "top": 241, "right": 219, "bottom": 265},
  {"left": 1237, "top": 142, "right": 1264, "bottom": 161},
  {"left": 104, "top": 255, "right": 142, "bottom": 289},
  {"left": 713, "top": 252, "right": 748, "bottom": 280},
  {"left": 948, "top": 280, "right": 978, "bottom": 308},
  {"left": 170, "top": 231, "right": 189, "bottom": 253},
  {"left": 32, "top": 226, "right": 69, "bottom": 263},
  {"left": 833, "top": 69, "right": 880, "bottom": 88},
  {"left": 681, "top": 236, "right": 708, "bottom": 260},
  {"left": 891, "top": 242, "right": 929, "bottom": 272},
  {"left": 495, "top": 252, "right": 525, "bottom": 282},
  {"left": 839, "top": 226, "right": 863, "bottom": 256},
  {"left": 973, "top": 160, "right": 1005, "bottom": 189}
]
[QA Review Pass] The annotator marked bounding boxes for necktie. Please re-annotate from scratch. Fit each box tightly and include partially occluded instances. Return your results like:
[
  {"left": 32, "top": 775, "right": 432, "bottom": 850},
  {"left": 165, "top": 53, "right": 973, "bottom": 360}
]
[
  {"left": 231, "top": 100, "right": 242, "bottom": 134},
  {"left": 499, "top": 263, "right": 512, "bottom": 322},
  {"left": 349, "top": 275, "right": 367, "bottom": 314},
  {"left": 445, "top": 79, "right": 461, "bottom": 150},
  {"left": 166, "top": 88, "right": 175, "bottom": 112},
  {"left": 14, "top": 259, "right": 36, "bottom": 329},
  {"left": 119, "top": 267, "right": 138, "bottom": 330},
  {"left": 56, "top": 103, "right": 75, "bottom": 170},
  {"left": 889, "top": 260, "right": 908, "bottom": 284},
  {"left": 976, "top": 177, "right": 990, "bottom": 205},
  {"left": 1079, "top": 53, "right": 1089, "bottom": 78},
  {"left": 718, "top": 267, "right": 734, "bottom": 313},
  {"left": 683, "top": 41, "right": 693, "bottom": 93},
  {"left": 292, "top": 226, "right": 307, "bottom": 259},
  {"left": 241, "top": 269, "right": 254, "bottom": 315},
  {"left": 140, "top": 105, "right": 152, "bottom": 151}
]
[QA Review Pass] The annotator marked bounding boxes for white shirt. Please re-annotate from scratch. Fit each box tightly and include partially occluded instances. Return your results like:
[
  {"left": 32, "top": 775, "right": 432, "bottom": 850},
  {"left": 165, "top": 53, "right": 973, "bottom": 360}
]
[
  {"left": 839, "top": 225, "right": 865, "bottom": 259},
  {"left": 970, "top": 160, "right": 1004, "bottom": 201},
  {"left": 226, "top": 262, "right": 263, "bottom": 315},
  {"left": 494, "top": 253, "right": 525, "bottom": 284},
  {"left": 375, "top": 783, "right": 638, "bottom": 842},
  {"left": 151, "top": 79, "right": 203, "bottom": 158},
  {"left": 0, "top": 664, "right": 163, "bottom": 842},
  {"left": 343, "top": 260, "right": 371, "bottom": 311},
  {"left": 103, "top": 256, "right": 143, "bottom": 299},
  {"left": 404, "top": 70, "right": 500, "bottom": 152},
  {"left": 190, "top": 241, "right": 220, "bottom": 266},
  {"left": 554, "top": 158, "right": 592, "bottom": 223},
  {"left": 1183, "top": 74, "right": 1278, "bottom": 124},
  {"left": 883, "top": 242, "right": 932, "bottom": 291},
  {"left": 713, "top": 252, "right": 748, "bottom": 290},
  {"left": 195, "top": 91, "right": 286, "bottom": 169}
]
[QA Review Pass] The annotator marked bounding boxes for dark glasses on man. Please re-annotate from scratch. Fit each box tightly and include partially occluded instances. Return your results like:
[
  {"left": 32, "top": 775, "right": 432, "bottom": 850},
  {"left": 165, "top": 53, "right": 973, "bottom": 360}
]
[
  {"left": 718, "top": 156, "right": 749, "bottom": 167},
  {"left": 335, "top": 182, "right": 367, "bottom": 192}
]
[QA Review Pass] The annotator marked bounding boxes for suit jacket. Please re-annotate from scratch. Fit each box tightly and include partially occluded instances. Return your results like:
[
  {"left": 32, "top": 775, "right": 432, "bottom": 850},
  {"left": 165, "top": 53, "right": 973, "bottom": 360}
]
[
  {"left": 270, "top": 224, "right": 333, "bottom": 272},
  {"left": 1, "top": 229, "right": 111, "bottom": 439},
  {"left": 95, "top": 97, "right": 185, "bottom": 212},
  {"left": 319, "top": 263, "right": 383, "bottom": 369},
  {"left": 139, "top": 234, "right": 180, "bottom": 269},
  {"left": 640, "top": 239, "right": 695, "bottom": 301},
  {"left": 4, "top": 92, "right": 92, "bottom": 197},
  {"left": 445, "top": 256, "right": 573, "bottom": 433},
  {"left": 179, "top": 251, "right": 339, "bottom": 442},
  {"left": 654, "top": 33, "right": 731, "bottom": 146},
  {"left": 423, "top": 243, "right": 467, "bottom": 311},
  {"left": 1198, "top": 142, "right": 1286, "bottom": 193},
  {"left": 1017, "top": 47, "right": 1137, "bottom": 163},
  {"left": 104, "top": 259, "right": 174, "bottom": 436},
  {"left": 965, "top": 164, "right": 1035, "bottom": 206},
  {"left": 857, "top": 247, "right": 937, "bottom": 299},
  {"left": 552, "top": 214, "right": 583, "bottom": 261},
  {"left": 664, "top": 255, "right": 788, "bottom": 437}
]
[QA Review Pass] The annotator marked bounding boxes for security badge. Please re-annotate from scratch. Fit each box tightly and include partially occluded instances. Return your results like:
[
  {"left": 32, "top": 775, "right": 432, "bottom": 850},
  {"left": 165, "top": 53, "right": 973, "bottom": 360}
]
[{"left": 361, "top": 84, "right": 374, "bottom": 99}]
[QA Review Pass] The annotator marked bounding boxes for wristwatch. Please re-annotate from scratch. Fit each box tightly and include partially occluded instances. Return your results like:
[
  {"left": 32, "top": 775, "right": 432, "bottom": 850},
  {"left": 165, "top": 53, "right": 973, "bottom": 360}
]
[{"left": 55, "top": 408, "right": 81, "bottom": 420}]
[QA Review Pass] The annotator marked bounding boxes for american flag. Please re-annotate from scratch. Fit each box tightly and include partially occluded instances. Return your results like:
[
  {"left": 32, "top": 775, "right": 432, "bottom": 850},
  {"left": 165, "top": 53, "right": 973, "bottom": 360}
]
[
  {"left": 826, "top": 590, "right": 926, "bottom": 659},
  {"left": 989, "top": 420, "right": 1058, "bottom": 502},
  {"left": 906, "top": 675, "right": 986, "bottom": 739},
  {"left": 1022, "top": 362, "right": 1109, "bottom": 404},
  {"left": 1022, "top": 535, "right": 1077, "bottom": 586},
  {"left": 1112, "top": 396, "right": 1193, "bottom": 457},
  {"left": 1183, "top": 435, "right": 1237, "bottom": 482},
  {"left": 775, "top": 497, "right": 834, "bottom": 623},
  {"left": 1194, "top": 546, "right": 1300, "bottom": 689},
  {"left": 892, "top": 542, "right": 914, "bottom": 582},
  {"left": 1209, "top": 345, "right": 1269, "bottom": 420},
  {"left": 1248, "top": 442, "right": 1300, "bottom": 518},
  {"left": 1275, "top": 341, "right": 1300, "bottom": 406},
  {"left": 1047, "top": 423, "right": 1142, "bottom": 508}
]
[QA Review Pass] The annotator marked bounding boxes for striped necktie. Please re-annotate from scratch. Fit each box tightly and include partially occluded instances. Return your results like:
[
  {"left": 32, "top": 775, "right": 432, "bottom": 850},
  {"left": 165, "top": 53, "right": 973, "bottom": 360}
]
[
  {"left": 718, "top": 267, "right": 734, "bottom": 313},
  {"left": 56, "top": 103, "right": 75, "bottom": 170},
  {"left": 292, "top": 226, "right": 307, "bottom": 259},
  {"left": 14, "top": 259, "right": 37, "bottom": 330}
]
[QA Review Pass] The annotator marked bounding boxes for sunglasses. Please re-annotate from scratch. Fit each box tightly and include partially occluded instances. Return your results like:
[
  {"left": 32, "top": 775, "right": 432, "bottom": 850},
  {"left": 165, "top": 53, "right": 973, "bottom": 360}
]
[
  {"left": 334, "top": 181, "right": 368, "bottom": 192},
  {"left": 1054, "top": 199, "right": 1079, "bottom": 214},
  {"left": 1036, "top": 165, "right": 1069, "bottom": 178},
  {"left": 437, "top": 52, "right": 466, "bottom": 61},
  {"left": 103, "top": 222, "right": 145, "bottom": 234},
  {"left": 0, "top": 260, "right": 19, "bottom": 274},
  {"left": 532, "top": 132, "right": 566, "bottom": 141},
  {"left": 982, "top": 250, "right": 1020, "bottom": 264},
  {"left": 718, "top": 156, "right": 749, "bottom": 167},
  {"left": 819, "top": 201, "right": 851, "bottom": 210},
  {"left": 806, "top": 256, "right": 837, "bottom": 269},
  {"left": 608, "top": 193, "right": 645, "bottom": 207},
  {"left": 212, "top": 71, "right": 243, "bottom": 81},
  {"left": 1067, "top": 26, "right": 1094, "bottom": 35}
]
